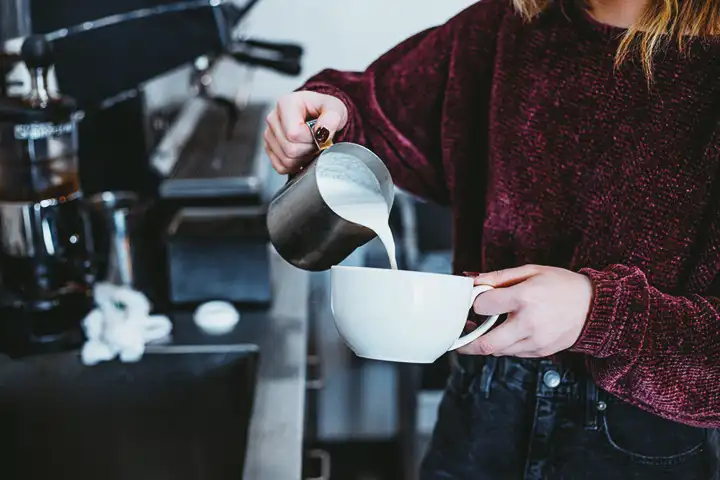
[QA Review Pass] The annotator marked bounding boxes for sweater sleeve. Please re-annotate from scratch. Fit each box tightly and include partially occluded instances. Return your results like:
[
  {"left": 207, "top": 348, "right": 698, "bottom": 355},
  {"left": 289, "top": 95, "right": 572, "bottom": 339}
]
[
  {"left": 299, "top": 1, "right": 507, "bottom": 205},
  {"left": 570, "top": 264, "right": 720, "bottom": 427}
]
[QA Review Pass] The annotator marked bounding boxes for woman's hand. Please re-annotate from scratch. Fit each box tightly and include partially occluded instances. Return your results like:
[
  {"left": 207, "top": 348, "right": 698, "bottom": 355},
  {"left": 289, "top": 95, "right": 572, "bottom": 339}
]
[
  {"left": 264, "top": 91, "right": 349, "bottom": 175},
  {"left": 459, "top": 265, "right": 595, "bottom": 358}
]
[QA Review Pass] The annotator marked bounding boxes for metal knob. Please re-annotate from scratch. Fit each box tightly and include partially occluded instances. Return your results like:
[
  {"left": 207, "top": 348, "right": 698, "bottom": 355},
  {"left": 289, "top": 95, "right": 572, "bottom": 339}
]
[{"left": 543, "top": 370, "right": 561, "bottom": 389}]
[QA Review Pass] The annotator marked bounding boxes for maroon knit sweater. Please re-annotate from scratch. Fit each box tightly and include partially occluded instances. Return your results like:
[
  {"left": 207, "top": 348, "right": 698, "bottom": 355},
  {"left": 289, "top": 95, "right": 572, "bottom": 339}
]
[{"left": 301, "top": 0, "right": 720, "bottom": 427}]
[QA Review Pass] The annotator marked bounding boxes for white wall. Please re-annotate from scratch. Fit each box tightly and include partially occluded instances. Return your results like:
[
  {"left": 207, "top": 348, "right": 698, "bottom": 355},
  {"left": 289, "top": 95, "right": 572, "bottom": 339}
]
[{"left": 241, "top": 0, "right": 477, "bottom": 103}]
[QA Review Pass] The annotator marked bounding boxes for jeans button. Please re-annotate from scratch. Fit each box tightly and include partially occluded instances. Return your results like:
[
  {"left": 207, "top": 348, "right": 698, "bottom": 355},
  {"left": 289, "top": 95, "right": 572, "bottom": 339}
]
[{"left": 543, "top": 370, "right": 561, "bottom": 389}]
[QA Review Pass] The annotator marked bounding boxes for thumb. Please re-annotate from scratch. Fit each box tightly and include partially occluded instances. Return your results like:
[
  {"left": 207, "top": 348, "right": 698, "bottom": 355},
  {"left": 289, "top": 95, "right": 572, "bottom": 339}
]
[
  {"left": 300, "top": 91, "right": 348, "bottom": 143},
  {"left": 473, "top": 264, "right": 541, "bottom": 288},
  {"left": 473, "top": 285, "right": 523, "bottom": 316},
  {"left": 312, "top": 110, "right": 344, "bottom": 145},
  {"left": 277, "top": 91, "right": 348, "bottom": 145}
]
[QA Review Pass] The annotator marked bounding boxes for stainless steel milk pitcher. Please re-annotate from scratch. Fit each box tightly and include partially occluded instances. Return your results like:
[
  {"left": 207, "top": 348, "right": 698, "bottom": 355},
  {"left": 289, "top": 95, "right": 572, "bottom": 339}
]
[{"left": 266, "top": 120, "right": 394, "bottom": 271}]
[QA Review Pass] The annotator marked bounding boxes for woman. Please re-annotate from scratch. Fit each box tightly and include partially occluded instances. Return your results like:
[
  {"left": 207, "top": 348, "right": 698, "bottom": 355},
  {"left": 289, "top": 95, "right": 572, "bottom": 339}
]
[{"left": 264, "top": 0, "right": 720, "bottom": 478}]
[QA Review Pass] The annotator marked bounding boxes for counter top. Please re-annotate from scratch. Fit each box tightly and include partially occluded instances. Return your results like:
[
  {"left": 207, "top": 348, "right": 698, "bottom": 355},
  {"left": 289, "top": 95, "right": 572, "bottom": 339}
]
[
  {"left": 242, "top": 248, "right": 310, "bottom": 480},
  {"left": 0, "top": 247, "right": 310, "bottom": 480},
  {"left": 164, "top": 247, "right": 310, "bottom": 480}
]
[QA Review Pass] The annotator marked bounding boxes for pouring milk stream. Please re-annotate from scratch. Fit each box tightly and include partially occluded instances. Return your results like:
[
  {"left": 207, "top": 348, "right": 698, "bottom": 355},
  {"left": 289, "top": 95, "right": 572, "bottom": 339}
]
[{"left": 315, "top": 153, "right": 398, "bottom": 270}]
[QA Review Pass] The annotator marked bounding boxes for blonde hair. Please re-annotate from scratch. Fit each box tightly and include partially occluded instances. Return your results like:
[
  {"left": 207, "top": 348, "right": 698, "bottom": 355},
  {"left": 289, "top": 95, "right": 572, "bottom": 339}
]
[{"left": 513, "top": 0, "right": 720, "bottom": 80}]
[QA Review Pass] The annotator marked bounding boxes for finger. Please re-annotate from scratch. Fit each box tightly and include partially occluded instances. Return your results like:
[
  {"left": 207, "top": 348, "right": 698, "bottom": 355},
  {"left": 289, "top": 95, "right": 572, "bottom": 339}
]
[
  {"left": 266, "top": 127, "right": 317, "bottom": 173},
  {"left": 473, "top": 285, "right": 525, "bottom": 316},
  {"left": 278, "top": 91, "right": 345, "bottom": 144},
  {"left": 275, "top": 95, "right": 315, "bottom": 144},
  {"left": 498, "top": 339, "right": 556, "bottom": 359},
  {"left": 263, "top": 126, "right": 283, "bottom": 157},
  {"left": 473, "top": 264, "right": 542, "bottom": 288},
  {"left": 264, "top": 128, "right": 294, "bottom": 174},
  {"left": 310, "top": 108, "right": 344, "bottom": 144},
  {"left": 273, "top": 91, "right": 349, "bottom": 146},
  {"left": 514, "top": 350, "right": 550, "bottom": 359},
  {"left": 264, "top": 128, "right": 292, "bottom": 173},
  {"left": 295, "top": 91, "right": 347, "bottom": 142},
  {"left": 266, "top": 110, "right": 314, "bottom": 161},
  {"left": 264, "top": 141, "right": 287, "bottom": 175},
  {"left": 457, "top": 317, "right": 527, "bottom": 356},
  {"left": 494, "top": 338, "right": 537, "bottom": 357}
]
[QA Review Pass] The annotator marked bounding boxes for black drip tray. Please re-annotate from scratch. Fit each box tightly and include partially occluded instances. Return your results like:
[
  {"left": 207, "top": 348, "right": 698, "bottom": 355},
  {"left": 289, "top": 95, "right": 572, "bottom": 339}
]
[{"left": 0, "top": 346, "right": 259, "bottom": 480}]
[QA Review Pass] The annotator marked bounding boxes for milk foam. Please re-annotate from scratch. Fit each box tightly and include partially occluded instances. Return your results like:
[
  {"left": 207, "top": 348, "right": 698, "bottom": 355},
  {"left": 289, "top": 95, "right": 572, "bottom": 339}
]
[{"left": 316, "top": 153, "right": 398, "bottom": 270}]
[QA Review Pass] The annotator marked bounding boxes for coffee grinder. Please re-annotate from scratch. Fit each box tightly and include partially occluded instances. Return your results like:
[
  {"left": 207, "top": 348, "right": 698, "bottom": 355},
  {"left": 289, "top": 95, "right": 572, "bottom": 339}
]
[{"left": 0, "top": 36, "right": 94, "bottom": 356}]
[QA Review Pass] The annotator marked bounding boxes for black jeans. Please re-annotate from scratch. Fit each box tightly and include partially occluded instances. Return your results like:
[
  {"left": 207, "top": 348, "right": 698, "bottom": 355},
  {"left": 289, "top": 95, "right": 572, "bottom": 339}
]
[{"left": 420, "top": 355, "right": 719, "bottom": 479}]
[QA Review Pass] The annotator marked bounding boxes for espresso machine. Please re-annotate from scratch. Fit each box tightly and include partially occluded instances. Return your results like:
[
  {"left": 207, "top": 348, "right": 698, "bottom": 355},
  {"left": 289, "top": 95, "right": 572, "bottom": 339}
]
[{"left": 0, "top": 36, "right": 94, "bottom": 356}]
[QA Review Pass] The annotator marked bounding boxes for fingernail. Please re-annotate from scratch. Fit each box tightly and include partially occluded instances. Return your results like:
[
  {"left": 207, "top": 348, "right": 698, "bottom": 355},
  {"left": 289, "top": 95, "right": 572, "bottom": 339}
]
[{"left": 314, "top": 126, "right": 330, "bottom": 143}]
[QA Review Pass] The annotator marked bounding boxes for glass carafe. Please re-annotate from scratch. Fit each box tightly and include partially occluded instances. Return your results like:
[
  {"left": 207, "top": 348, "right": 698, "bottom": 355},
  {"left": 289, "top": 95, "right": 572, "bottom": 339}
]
[{"left": 0, "top": 36, "right": 93, "bottom": 355}]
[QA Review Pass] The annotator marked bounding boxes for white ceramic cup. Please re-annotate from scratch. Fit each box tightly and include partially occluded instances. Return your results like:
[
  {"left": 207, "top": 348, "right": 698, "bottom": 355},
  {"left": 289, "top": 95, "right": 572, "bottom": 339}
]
[{"left": 330, "top": 266, "right": 502, "bottom": 364}]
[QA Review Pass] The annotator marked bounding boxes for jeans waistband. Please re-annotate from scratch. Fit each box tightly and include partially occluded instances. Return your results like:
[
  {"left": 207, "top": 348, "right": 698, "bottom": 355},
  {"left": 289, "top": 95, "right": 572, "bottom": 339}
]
[{"left": 452, "top": 354, "right": 605, "bottom": 430}]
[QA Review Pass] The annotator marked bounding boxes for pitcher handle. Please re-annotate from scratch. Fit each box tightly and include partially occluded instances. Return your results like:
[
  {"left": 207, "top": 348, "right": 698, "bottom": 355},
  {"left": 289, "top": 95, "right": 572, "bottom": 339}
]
[
  {"left": 285, "top": 120, "right": 334, "bottom": 181},
  {"left": 284, "top": 120, "right": 332, "bottom": 181}
]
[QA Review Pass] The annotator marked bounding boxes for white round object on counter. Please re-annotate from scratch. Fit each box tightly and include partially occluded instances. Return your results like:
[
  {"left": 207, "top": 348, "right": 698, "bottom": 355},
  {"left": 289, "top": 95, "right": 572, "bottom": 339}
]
[{"left": 193, "top": 301, "right": 240, "bottom": 335}]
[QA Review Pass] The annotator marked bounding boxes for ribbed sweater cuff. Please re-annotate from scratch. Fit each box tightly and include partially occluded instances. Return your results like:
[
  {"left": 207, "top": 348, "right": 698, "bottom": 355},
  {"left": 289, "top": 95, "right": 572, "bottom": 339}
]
[{"left": 569, "top": 269, "right": 623, "bottom": 357}]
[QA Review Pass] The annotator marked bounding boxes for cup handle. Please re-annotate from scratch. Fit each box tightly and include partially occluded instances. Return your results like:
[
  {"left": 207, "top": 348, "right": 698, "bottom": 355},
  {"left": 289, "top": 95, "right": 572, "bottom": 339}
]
[{"left": 447, "top": 285, "right": 501, "bottom": 352}]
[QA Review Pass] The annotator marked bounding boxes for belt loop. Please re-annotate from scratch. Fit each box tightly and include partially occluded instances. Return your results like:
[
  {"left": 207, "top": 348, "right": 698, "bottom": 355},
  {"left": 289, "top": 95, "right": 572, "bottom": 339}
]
[
  {"left": 584, "top": 380, "right": 601, "bottom": 431},
  {"left": 478, "top": 357, "right": 498, "bottom": 399}
]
